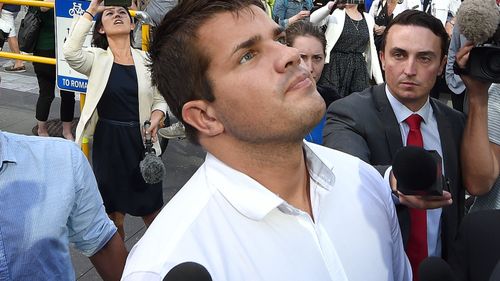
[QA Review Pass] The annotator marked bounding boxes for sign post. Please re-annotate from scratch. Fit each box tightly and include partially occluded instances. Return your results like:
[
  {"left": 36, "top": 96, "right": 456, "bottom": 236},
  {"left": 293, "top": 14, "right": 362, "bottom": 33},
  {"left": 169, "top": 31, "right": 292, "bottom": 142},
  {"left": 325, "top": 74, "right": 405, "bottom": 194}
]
[{"left": 55, "top": 0, "right": 93, "bottom": 93}]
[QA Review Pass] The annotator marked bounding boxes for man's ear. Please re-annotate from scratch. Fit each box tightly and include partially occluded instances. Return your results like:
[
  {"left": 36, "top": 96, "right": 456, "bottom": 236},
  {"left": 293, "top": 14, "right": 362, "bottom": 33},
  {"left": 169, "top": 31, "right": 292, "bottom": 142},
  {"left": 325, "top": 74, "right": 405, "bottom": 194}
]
[
  {"left": 379, "top": 51, "right": 386, "bottom": 71},
  {"left": 182, "top": 100, "right": 223, "bottom": 137}
]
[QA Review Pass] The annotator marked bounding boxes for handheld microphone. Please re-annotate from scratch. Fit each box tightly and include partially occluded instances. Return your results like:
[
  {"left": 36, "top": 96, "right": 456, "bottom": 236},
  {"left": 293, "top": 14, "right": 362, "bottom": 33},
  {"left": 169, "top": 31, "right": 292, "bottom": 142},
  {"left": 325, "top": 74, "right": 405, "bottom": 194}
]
[
  {"left": 163, "top": 262, "right": 212, "bottom": 281},
  {"left": 139, "top": 120, "right": 166, "bottom": 184},
  {"left": 456, "top": 0, "right": 499, "bottom": 44},
  {"left": 392, "top": 146, "right": 444, "bottom": 196},
  {"left": 419, "top": 257, "right": 455, "bottom": 281},
  {"left": 490, "top": 260, "right": 500, "bottom": 281}
]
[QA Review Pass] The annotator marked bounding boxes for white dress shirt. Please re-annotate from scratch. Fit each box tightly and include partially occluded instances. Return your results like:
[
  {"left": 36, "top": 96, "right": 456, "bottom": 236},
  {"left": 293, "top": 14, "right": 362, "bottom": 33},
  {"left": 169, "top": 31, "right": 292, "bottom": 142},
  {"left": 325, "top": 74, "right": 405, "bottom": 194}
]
[
  {"left": 121, "top": 142, "right": 411, "bottom": 281},
  {"left": 385, "top": 86, "right": 443, "bottom": 257}
]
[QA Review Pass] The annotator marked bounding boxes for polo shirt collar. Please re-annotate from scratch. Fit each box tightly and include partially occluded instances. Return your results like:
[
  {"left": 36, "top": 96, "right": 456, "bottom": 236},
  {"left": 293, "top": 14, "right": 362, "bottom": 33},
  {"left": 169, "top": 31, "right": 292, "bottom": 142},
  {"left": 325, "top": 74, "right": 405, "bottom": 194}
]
[{"left": 204, "top": 142, "right": 335, "bottom": 221}]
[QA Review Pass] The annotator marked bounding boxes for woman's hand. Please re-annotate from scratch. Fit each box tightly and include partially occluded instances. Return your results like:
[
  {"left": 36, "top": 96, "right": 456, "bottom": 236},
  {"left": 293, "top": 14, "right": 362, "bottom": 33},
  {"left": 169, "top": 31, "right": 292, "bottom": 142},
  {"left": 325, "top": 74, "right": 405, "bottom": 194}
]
[
  {"left": 129, "top": 0, "right": 138, "bottom": 10},
  {"left": 289, "top": 10, "right": 310, "bottom": 25},
  {"left": 455, "top": 41, "right": 492, "bottom": 104},
  {"left": 40, "top": 0, "right": 54, "bottom": 12},
  {"left": 146, "top": 110, "right": 165, "bottom": 143},
  {"left": 86, "top": 0, "right": 106, "bottom": 18},
  {"left": 327, "top": 1, "right": 337, "bottom": 11},
  {"left": 374, "top": 25, "right": 386, "bottom": 35}
]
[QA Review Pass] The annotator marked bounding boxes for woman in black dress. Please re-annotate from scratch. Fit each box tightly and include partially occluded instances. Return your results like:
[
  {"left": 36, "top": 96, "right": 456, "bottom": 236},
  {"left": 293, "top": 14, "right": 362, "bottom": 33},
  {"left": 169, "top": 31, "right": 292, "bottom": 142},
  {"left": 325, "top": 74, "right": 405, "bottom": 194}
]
[
  {"left": 64, "top": 0, "right": 168, "bottom": 239},
  {"left": 310, "top": 1, "right": 383, "bottom": 98}
]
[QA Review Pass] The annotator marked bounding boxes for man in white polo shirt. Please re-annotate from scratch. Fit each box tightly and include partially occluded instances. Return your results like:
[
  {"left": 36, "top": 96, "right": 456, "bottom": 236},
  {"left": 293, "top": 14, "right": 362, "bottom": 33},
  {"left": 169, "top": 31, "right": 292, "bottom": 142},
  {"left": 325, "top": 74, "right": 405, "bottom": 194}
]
[{"left": 121, "top": 1, "right": 411, "bottom": 280}]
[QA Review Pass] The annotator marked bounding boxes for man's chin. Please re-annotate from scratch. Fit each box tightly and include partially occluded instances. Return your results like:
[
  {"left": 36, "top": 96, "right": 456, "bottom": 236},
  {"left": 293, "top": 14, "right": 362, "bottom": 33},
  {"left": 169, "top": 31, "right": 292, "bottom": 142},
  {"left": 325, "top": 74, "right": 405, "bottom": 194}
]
[{"left": 303, "top": 104, "right": 326, "bottom": 130}]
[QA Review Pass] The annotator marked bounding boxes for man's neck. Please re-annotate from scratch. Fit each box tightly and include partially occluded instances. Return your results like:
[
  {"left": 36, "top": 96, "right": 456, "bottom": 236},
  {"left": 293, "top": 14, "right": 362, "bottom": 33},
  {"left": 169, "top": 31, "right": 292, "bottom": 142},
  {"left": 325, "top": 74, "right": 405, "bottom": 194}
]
[
  {"left": 205, "top": 139, "right": 313, "bottom": 217},
  {"left": 385, "top": 84, "right": 429, "bottom": 113}
]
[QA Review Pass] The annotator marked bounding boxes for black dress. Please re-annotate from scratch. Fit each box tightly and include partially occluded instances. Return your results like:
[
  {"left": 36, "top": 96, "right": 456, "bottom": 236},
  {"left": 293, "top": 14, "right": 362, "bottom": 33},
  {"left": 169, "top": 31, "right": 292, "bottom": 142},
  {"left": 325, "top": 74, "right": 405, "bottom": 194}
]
[
  {"left": 92, "top": 63, "right": 163, "bottom": 216},
  {"left": 319, "top": 14, "right": 370, "bottom": 98}
]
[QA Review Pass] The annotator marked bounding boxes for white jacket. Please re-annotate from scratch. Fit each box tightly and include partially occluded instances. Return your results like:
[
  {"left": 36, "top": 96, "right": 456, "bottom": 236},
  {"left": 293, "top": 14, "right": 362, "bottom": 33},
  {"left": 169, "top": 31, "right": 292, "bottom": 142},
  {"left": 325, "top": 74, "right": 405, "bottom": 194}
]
[
  {"left": 310, "top": 6, "right": 384, "bottom": 84},
  {"left": 407, "top": 0, "right": 451, "bottom": 26},
  {"left": 63, "top": 16, "right": 168, "bottom": 155},
  {"left": 369, "top": 0, "right": 414, "bottom": 19}
]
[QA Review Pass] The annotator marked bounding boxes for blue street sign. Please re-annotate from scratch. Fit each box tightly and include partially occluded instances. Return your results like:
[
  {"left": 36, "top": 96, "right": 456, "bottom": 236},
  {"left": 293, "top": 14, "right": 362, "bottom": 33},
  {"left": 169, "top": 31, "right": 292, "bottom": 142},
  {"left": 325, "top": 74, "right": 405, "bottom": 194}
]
[{"left": 55, "top": 0, "right": 92, "bottom": 93}]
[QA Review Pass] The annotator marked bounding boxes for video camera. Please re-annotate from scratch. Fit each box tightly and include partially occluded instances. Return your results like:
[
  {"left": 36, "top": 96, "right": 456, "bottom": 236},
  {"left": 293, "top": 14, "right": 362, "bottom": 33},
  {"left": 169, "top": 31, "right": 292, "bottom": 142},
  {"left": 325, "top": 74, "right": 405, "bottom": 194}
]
[
  {"left": 465, "top": 23, "right": 500, "bottom": 83},
  {"left": 455, "top": 1, "right": 500, "bottom": 83}
]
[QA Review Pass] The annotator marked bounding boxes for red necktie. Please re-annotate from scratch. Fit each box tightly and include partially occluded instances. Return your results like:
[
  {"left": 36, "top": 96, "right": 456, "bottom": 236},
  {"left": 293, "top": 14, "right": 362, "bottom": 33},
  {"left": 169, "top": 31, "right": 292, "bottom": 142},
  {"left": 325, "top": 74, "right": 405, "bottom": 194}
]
[{"left": 405, "top": 114, "right": 427, "bottom": 281}]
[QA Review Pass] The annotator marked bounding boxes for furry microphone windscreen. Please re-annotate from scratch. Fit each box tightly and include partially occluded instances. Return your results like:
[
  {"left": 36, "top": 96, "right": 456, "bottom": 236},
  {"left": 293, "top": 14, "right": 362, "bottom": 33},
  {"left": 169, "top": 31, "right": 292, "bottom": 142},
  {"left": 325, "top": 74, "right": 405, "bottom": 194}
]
[
  {"left": 456, "top": 0, "right": 499, "bottom": 44},
  {"left": 140, "top": 153, "right": 166, "bottom": 184}
]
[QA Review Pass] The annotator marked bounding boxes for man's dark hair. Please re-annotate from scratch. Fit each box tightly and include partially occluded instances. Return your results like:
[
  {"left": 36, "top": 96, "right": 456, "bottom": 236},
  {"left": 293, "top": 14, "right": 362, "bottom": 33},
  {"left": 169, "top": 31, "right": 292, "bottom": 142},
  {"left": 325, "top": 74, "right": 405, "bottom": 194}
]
[
  {"left": 92, "top": 7, "right": 134, "bottom": 50},
  {"left": 285, "top": 21, "right": 327, "bottom": 54},
  {"left": 148, "top": 0, "right": 265, "bottom": 144},
  {"left": 380, "top": 10, "right": 449, "bottom": 59}
]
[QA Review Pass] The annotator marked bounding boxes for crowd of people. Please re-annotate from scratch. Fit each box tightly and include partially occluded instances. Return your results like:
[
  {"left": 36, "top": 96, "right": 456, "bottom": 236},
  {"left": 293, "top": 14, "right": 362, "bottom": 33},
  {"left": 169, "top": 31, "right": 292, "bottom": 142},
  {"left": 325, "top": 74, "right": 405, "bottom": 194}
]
[{"left": 1, "top": 0, "right": 499, "bottom": 280}]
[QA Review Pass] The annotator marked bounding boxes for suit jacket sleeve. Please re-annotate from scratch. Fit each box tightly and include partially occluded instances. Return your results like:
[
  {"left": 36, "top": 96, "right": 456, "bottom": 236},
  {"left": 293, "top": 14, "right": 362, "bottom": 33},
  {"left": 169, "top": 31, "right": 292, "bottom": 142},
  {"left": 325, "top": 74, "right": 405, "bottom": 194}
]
[{"left": 323, "top": 97, "right": 390, "bottom": 176}]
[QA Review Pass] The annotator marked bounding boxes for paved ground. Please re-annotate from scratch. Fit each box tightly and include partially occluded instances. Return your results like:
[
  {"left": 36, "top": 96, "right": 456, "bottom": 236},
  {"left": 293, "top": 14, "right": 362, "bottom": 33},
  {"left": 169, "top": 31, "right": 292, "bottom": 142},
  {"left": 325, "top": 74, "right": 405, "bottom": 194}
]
[{"left": 0, "top": 58, "right": 206, "bottom": 280}]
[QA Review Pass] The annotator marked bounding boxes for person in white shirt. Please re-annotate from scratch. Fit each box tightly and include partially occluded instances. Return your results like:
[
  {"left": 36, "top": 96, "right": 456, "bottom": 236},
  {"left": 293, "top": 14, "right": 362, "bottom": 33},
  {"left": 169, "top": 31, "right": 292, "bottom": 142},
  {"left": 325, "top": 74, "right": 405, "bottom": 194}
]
[
  {"left": 121, "top": 1, "right": 412, "bottom": 280},
  {"left": 411, "top": 0, "right": 460, "bottom": 27}
]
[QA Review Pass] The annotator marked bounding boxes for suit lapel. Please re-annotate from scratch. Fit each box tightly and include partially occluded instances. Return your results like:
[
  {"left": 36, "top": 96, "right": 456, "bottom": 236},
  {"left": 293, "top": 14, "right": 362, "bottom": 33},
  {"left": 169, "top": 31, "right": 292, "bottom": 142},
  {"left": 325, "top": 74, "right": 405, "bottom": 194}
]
[
  {"left": 431, "top": 99, "right": 458, "bottom": 196},
  {"left": 431, "top": 99, "right": 463, "bottom": 259},
  {"left": 373, "top": 84, "right": 403, "bottom": 159}
]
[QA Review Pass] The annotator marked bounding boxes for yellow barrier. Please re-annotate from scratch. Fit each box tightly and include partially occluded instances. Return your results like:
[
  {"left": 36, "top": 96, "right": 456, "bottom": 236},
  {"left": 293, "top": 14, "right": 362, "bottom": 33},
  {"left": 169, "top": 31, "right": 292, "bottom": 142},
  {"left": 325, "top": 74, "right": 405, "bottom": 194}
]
[
  {"left": 0, "top": 52, "right": 56, "bottom": 64},
  {"left": 142, "top": 24, "right": 150, "bottom": 51},
  {"left": 0, "top": 0, "right": 53, "bottom": 7},
  {"left": 0, "top": 0, "right": 56, "bottom": 64}
]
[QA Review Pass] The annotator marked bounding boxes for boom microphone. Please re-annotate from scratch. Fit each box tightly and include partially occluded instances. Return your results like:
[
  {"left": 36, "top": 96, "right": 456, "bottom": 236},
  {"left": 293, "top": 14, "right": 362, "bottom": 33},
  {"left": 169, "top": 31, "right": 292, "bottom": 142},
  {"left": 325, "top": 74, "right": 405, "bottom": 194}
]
[
  {"left": 139, "top": 120, "right": 166, "bottom": 184},
  {"left": 392, "top": 146, "right": 444, "bottom": 196},
  {"left": 456, "top": 0, "right": 499, "bottom": 44},
  {"left": 163, "top": 262, "right": 212, "bottom": 281},
  {"left": 419, "top": 257, "right": 455, "bottom": 281}
]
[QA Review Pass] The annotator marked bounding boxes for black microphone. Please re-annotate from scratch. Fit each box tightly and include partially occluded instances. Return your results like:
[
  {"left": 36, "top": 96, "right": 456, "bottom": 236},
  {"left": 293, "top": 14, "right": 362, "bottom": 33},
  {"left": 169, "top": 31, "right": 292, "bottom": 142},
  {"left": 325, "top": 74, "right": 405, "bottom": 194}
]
[
  {"left": 139, "top": 120, "right": 166, "bottom": 184},
  {"left": 419, "top": 257, "right": 455, "bottom": 281},
  {"left": 490, "top": 260, "right": 500, "bottom": 281},
  {"left": 163, "top": 262, "right": 212, "bottom": 281},
  {"left": 392, "top": 146, "right": 444, "bottom": 196}
]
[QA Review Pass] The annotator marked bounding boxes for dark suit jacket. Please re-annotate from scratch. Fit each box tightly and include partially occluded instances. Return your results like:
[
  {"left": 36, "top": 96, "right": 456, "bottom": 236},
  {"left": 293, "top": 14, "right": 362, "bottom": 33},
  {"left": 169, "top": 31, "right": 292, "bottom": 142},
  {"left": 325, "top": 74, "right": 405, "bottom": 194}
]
[
  {"left": 323, "top": 83, "right": 466, "bottom": 260},
  {"left": 448, "top": 210, "right": 500, "bottom": 281}
]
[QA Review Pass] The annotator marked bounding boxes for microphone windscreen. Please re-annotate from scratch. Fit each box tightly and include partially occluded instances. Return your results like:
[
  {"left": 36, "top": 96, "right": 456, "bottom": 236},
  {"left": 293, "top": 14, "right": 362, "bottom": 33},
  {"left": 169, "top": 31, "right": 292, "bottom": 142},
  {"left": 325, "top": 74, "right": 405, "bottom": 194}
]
[
  {"left": 139, "top": 153, "right": 166, "bottom": 184},
  {"left": 419, "top": 257, "right": 455, "bottom": 281},
  {"left": 392, "top": 146, "right": 437, "bottom": 192},
  {"left": 490, "top": 260, "right": 500, "bottom": 281},
  {"left": 456, "top": 0, "right": 499, "bottom": 44},
  {"left": 163, "top": 262, "right": 212, "bottom": 281}
]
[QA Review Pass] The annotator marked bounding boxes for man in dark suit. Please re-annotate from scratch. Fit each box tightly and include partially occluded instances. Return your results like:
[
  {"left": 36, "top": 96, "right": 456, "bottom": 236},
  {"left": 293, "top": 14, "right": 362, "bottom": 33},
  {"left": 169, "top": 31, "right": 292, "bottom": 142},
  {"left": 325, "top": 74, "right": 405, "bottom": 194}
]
[{"left": 323, "top": 10, "right": 465, "bottom": 280}]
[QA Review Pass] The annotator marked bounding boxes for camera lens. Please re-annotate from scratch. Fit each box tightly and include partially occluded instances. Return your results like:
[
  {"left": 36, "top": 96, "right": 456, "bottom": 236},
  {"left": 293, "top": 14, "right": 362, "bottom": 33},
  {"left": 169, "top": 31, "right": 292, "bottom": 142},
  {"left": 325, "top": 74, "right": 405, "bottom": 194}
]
[{"left": 484, "top": 48, "right": 500, "bottom": 74}]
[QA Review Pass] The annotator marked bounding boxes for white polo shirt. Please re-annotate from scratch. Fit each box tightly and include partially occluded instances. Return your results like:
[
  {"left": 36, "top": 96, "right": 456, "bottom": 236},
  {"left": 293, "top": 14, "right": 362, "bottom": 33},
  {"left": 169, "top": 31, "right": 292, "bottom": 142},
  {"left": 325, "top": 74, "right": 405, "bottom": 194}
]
[{"left": 121, "top": 142, "right": 411, "bottom": 281}]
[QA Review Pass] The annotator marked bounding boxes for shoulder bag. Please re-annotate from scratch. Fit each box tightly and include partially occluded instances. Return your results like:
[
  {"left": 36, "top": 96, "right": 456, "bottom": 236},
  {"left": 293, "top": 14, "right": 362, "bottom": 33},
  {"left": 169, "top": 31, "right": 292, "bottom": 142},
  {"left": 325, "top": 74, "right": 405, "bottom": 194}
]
[{"left": 18, "top": 7, "right": 42, "bottom": 53}]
